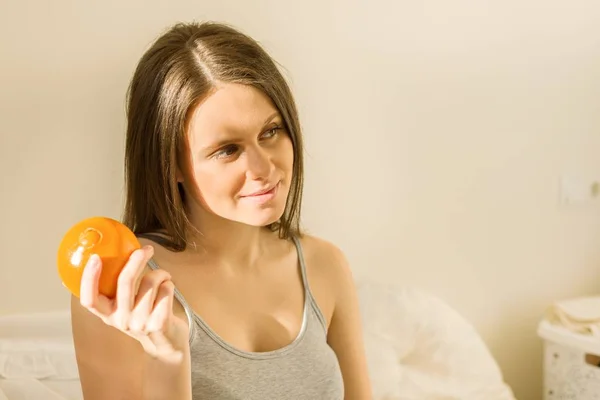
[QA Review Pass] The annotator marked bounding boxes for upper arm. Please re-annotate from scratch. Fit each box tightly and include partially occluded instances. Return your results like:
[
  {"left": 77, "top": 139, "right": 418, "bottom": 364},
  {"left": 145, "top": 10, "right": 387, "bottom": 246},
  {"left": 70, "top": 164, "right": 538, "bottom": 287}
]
[
  {"left": 71, "top": 295, "right": 145, "bottom": 400},
  {"left": 321, "top": 243, "right": 373, "bottom": 400}
]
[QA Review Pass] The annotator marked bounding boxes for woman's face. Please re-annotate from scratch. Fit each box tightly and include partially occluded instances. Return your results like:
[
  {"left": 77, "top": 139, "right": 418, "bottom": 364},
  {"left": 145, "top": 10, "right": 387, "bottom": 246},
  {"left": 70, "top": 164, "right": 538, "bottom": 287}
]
[{"left": 179, "top": 83, "right": 294, "bottom": 227}]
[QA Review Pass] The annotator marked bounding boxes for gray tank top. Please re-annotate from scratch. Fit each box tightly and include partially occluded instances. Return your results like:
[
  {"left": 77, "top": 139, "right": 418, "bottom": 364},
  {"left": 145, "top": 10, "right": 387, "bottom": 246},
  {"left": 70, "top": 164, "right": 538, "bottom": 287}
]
[{"left": 144, "top": 235, "right": 344, "bottom": 400}]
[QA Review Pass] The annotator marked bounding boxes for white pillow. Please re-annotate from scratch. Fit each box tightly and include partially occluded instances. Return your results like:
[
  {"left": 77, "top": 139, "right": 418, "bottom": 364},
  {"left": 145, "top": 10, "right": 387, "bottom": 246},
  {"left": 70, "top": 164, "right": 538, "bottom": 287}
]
[{"left": 357, "top": 280, "right": 516, "bottom": 400}]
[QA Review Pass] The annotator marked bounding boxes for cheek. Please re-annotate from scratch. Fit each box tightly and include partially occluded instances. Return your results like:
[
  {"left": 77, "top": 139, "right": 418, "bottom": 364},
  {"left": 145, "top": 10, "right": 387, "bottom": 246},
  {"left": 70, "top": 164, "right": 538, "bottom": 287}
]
[{"left": 192, "top": 163, "right": 245, "bottom": 200}]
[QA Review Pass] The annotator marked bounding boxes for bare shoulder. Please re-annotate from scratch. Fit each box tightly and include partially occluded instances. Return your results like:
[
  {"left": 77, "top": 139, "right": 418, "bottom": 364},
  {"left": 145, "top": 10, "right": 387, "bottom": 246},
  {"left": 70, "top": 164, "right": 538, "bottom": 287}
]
[
  {"left": 297, "top": 234, "right": 352, "bottom": 276},
  {"left": 296, "top": 234, "right": 355, "bottom": 328}
]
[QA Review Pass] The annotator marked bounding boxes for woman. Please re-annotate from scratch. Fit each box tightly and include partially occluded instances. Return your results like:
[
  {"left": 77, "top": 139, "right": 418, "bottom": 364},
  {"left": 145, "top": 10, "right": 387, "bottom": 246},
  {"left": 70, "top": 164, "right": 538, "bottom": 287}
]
[{"left": 70, "top": 21, "right": 372, "bottom": 400}]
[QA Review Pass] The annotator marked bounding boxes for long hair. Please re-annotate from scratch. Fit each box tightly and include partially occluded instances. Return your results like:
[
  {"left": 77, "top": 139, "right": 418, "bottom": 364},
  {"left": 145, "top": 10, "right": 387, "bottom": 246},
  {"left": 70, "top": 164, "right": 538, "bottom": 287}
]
[{"left": 122, "top": 21, "right": 304, "bottom": 251}]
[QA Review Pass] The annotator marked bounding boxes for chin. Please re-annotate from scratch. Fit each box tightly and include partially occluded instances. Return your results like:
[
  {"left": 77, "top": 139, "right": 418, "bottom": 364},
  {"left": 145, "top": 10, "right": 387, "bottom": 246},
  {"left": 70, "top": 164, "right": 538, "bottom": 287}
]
[
  {"left": 243, "top": 210, "right": 285, "bottom": 227},
  {"left": 232, "top": 201, "right": 286, "bottom": 226}
]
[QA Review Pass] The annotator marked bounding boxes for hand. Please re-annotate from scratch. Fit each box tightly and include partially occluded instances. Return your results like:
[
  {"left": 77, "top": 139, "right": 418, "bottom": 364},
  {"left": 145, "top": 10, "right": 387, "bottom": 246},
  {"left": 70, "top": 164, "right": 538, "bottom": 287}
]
[{"left": 79, "top": 246, "right": 189, "bottom": 363}]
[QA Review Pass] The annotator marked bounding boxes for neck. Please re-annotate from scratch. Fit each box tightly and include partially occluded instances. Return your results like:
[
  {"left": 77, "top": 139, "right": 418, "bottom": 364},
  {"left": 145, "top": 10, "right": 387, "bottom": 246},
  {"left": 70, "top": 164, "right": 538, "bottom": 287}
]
[{"left": 184, "top": 209, "right": 275, "bottom": 271}]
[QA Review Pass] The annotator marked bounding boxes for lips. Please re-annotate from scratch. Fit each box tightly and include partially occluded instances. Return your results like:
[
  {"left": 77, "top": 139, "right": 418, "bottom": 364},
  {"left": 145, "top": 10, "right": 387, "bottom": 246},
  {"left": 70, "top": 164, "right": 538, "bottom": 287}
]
[{"left": 241, "top": 181, "right": 279, "bottom": 197}]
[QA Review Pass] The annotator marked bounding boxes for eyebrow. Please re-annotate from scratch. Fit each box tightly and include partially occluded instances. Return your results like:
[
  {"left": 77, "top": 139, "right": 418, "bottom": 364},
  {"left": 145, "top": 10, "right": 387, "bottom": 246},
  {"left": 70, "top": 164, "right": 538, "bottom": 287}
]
[{"left": 263, "top": 111, "right": 281, "bottom": 126}]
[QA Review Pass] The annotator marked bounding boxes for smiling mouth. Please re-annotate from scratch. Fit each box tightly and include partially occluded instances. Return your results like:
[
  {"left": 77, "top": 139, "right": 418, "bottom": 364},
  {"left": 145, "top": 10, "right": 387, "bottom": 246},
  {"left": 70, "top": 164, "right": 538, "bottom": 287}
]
[{"left": 241, "top": 181, "right": 280, "bottom": 198}]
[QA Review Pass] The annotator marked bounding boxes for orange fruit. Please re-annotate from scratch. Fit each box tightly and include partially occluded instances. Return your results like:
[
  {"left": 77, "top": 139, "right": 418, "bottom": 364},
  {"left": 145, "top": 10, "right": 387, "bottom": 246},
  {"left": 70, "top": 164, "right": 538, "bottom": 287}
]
[{"left": 57, "top": 216, "right": 141, "bottom": 299}]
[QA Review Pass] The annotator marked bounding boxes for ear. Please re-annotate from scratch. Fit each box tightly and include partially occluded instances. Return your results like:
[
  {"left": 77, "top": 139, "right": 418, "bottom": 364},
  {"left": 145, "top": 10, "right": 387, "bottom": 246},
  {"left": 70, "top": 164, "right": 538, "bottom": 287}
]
[
  {"left": 176, "top": 166, "right": 185, "bottom": 183},
  {"left": 176, "top": 133, "right": 193, "bottom": 184}
]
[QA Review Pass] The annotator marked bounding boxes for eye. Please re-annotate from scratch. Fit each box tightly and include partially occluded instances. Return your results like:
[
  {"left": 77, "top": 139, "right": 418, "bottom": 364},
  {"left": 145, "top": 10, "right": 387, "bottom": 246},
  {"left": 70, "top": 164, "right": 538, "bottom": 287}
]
[
  {"left": 261, "top": 125, "right": 282, "bottom": 140},
  {"left": 213, "top": 144, "right": 239, "bottom": 160}
]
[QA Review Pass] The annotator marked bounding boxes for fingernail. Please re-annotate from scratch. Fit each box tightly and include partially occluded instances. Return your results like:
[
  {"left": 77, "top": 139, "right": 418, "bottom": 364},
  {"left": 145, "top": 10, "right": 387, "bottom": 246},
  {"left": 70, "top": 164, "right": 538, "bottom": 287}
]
[
  {"left": 88, "top": 254, "right": 100, "bottom": 269},
  {"left": 144, "top": 245, "right": 154, "bottom": 256}
]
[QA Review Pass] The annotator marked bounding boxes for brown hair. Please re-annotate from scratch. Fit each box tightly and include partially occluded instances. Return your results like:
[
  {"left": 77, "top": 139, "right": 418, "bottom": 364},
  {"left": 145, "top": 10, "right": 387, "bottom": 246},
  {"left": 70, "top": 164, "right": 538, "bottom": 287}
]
[{"left": 122, "top": 21, "right": 304, "bottom": 251}]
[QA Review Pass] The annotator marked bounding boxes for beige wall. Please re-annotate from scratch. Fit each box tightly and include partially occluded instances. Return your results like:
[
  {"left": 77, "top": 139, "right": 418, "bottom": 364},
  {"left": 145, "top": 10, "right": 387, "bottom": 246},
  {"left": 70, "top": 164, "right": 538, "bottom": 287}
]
[{"left": 2, "top": 0, "right": 600, "bottom": 398}]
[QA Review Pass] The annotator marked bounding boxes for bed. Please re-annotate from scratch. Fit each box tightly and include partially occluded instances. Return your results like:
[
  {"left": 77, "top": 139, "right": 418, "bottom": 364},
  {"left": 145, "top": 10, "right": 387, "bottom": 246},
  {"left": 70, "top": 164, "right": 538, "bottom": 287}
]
[{"left": 0, "top": 310, "right": 82, "bottom": 399}]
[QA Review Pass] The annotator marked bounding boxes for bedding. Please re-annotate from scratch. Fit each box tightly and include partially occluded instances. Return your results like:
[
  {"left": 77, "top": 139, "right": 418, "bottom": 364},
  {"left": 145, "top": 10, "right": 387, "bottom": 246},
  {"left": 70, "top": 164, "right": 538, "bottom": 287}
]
[{"left": 0, "top": 311, "right": 82, "bottom": 400}]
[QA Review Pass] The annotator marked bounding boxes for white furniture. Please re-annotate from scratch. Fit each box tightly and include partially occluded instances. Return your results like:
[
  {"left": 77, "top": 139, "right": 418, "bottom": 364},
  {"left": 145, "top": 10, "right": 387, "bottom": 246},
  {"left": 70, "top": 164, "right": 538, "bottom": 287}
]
[
  {"left": 0, "top": 281, "right": 515, "bottom": 400},
  {"left": 538, "top": 320, "right": 600, "bottom": 400}
]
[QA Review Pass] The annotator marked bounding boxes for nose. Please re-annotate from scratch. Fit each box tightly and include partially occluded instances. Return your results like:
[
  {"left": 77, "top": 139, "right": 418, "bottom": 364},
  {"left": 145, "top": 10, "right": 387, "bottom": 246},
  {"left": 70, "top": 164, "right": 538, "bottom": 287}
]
[{"left": 245, "top": 146, "right": 272, "bottom": 180}]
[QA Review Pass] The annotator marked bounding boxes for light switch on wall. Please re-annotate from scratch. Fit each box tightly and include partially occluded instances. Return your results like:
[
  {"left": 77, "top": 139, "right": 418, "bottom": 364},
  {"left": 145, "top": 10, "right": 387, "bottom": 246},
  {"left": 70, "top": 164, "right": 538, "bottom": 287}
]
[{"left": 560, "top": 176, "right": 600, "bottom": 205}]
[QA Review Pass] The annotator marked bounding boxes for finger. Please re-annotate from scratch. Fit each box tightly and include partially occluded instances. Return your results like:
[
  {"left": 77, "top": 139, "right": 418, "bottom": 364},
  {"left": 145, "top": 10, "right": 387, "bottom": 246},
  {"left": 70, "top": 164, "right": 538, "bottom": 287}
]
[
  {"left": 129, "top": 270, "right": 172, "bottom": 332},
  {"left": 147, "top": 333, "right": 184, "bottom": 364},
  {"left": 146, "top": 281, "right": 182, "bottom": 361},
  {"left": 114, "top": 246, "right": 154, "bottom": 330},
  {"left": 79, "top": 254, "right": 112, "bottom": 317},
  {"left": 145, "top": 280, "right": 175, "bottom": 333}
]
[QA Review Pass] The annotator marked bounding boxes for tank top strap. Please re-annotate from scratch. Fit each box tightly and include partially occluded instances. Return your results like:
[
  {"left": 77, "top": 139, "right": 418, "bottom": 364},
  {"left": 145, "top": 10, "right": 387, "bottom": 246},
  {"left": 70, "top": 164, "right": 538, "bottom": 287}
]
[
  {"left": 138, "top": 233, "right": 197, "bottom": 344},
  {"left": 146, "top": 258, "right": 196, "bottom": 344},
  {"left": 136, "top": 232, "right": 173, "bottom": 248},
  {"left": 290, "top": 236, "right": 328, "bottom": 333}
]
